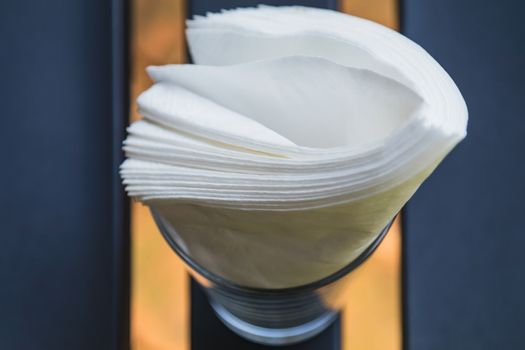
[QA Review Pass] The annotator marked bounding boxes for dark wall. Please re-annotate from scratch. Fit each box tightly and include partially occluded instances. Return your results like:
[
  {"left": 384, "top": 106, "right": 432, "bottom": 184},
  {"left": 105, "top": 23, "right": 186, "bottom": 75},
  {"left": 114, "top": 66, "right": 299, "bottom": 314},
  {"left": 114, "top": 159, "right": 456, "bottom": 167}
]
[
  {"left": 403, "top": 0, "right": 525, "bottom": 349},
  {"left": 188, "top": 0, "right": 337, "bottom": 15},
  {"left": 0, "top": 1, "right": 128, "bottom": 349}
]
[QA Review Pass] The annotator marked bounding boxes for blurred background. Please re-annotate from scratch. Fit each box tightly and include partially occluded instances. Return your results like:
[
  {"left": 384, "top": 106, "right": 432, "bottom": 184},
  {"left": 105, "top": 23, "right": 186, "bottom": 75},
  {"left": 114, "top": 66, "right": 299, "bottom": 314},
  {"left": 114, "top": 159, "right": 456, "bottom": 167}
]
[{"left": 1, "top": 0, "right": 524, "bottom": 349}]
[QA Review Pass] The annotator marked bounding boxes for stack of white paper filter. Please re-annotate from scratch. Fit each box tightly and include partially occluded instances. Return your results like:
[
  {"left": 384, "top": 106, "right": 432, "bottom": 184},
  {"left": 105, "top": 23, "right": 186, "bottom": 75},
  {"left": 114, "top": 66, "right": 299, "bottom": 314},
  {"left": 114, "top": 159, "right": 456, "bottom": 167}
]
[{"left": 121, "top": 6, "right": 467, "bottom": 289}]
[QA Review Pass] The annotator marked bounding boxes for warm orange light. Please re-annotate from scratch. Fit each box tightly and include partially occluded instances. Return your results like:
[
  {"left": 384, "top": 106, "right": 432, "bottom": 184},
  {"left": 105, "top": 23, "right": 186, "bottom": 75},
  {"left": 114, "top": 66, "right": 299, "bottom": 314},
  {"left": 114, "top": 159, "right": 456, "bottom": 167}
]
[
  {"left": 339, "top": 3, "right": 402, "bottom": 350},
  {"left": 130, "top": 1, "right": 189, "bottom": 350}
]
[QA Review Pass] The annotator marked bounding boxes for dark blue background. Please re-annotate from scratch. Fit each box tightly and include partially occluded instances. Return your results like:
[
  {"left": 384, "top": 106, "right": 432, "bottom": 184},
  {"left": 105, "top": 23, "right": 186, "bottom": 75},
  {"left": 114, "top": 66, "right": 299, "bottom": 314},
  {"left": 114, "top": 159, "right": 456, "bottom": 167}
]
[
  {"left": 0, "top": 0, "right": 128, "bottom": 349},
  {"left": 189, "top": 0, "right": 337, "bottom": 14},
  {"left": 403, "top": 0, "right": 525, "bottom": 349}
]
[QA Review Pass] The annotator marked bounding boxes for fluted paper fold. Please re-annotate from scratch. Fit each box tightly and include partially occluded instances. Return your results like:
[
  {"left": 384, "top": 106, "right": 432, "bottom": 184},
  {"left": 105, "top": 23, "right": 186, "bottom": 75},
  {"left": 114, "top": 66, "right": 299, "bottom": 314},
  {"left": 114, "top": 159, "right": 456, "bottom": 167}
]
[{"left": 121, "top": 6, "right": 467, "bottom": 288}]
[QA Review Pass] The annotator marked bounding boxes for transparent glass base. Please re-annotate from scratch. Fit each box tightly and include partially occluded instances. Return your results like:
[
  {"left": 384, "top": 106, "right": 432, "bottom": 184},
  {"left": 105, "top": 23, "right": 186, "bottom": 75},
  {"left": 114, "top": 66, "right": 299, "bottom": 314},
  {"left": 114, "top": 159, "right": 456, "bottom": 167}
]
[
  {"left": 151, "top": 209, "right": 392, "bottom": 346},
  {"left": 210, "top": 300, "right": 338, "bottom": 346}
]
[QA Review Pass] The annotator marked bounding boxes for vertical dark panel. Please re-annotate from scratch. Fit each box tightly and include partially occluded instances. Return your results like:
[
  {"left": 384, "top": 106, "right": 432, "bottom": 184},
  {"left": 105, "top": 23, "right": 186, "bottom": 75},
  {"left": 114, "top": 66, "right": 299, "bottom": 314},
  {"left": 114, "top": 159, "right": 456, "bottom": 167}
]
[
  {"left": 189, "top": 0, "right": 338, "bottom": 15},
  {"left": 0, "top": 0, "right": 129, "bottom": 349},
  {"left": 187, "top": 1, "right": 339, "bottom": 349},
  {"left": 402, "top": 0, "right": 525, "bottom": 349},
  {"left": 111, "top": 0, "right": 131, "bottom": 348}
]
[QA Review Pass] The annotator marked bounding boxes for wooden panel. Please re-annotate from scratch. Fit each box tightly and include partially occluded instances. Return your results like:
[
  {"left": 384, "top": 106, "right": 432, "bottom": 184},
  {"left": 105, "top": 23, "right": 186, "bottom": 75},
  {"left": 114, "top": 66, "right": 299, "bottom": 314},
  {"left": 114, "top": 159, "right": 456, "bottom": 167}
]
[
  {"left": 338, "top": 2, "right": 401, "bottom": 350},
  {"left": 129, "top": 1, "right": 189, "bottom": 350},
  {"left": 340, "top": 218, "right": 402, "bottom": 350},
  {"left": 339, "top": 0, "right": 398, "bottom": 29}
]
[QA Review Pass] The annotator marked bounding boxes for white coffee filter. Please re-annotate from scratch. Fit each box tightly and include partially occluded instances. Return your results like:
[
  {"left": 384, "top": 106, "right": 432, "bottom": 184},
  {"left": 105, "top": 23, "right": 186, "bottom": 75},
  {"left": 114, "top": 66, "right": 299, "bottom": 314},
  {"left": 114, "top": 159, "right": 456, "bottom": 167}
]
[{"left": 121, "top": 6, "right": 467, "bottom": 288}]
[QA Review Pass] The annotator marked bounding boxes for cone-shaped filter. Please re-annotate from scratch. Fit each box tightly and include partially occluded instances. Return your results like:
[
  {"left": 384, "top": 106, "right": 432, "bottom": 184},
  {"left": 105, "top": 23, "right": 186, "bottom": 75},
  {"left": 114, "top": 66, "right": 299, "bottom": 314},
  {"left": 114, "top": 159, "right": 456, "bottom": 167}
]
[{"left": 121, "top": 6, "right": 467, "bottom": 289}]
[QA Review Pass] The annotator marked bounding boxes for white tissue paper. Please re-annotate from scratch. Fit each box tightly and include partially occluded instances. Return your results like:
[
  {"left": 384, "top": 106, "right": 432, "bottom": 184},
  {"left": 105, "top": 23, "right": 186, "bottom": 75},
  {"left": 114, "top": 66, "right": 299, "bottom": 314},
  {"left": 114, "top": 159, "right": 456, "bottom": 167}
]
[{"left": 121, "top": 6, "right": 468, "bottom": 288}]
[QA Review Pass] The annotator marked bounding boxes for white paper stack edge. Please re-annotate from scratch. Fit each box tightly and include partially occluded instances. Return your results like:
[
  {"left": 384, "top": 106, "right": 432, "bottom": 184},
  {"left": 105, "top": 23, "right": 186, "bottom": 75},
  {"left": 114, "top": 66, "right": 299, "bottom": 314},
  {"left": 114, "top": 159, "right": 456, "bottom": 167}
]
[{"left": 120, "top": 6, "right": 467, "bottom": 289}]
